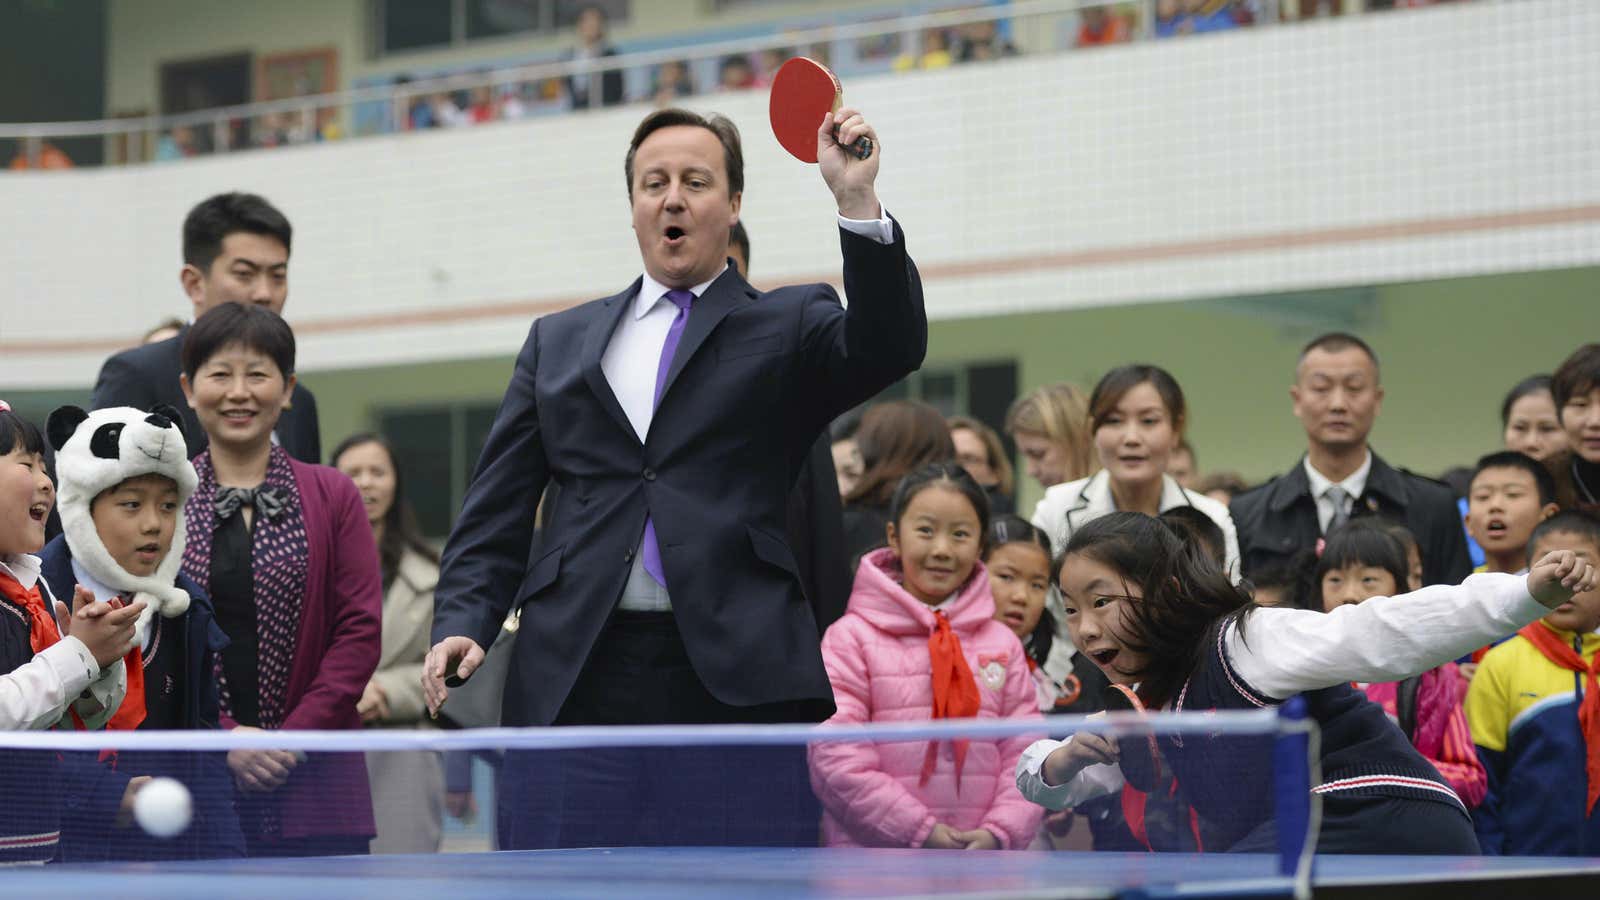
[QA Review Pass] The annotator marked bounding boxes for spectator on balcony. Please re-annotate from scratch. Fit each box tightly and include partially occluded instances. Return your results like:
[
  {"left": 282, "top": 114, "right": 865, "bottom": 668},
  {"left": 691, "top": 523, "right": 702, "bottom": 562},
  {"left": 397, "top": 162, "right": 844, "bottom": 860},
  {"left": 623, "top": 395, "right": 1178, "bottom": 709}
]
[
  {"left": 566, "top": 3, "right": 623, "bottom": 110},
  {"left": 718, "top": 54, "right": 757, "bottom": 92},
  {"left": 7, "top": 140, "right": 74, "bottom": 170},
  {"left": 893, "top": 29, "right": 955, "bottom": 72},
  {"left": 957, "top": 20, "right": 1018, "bottom": 63},
  {"left": 1157, "top": 0, "right": 1241, "bottom": 37},
  {"left": 1077, "top": 6, "right": 1131, "bottom": 46},
  {"left": 467, "top": 86, "right": 495, "bottom": 124},
  {"left": 156, "top": 127, "right": 199, "bottom": 162},
  {"left": 499, "top": 84, "right": 534, "bottom": 120},
  {"left": 652, "top": 60, "right": 695, "bottom": 107},
  {"left": 434, "top": 93, "right": 472, "bottom": 129},
  {"left": 752, "top": 48, "right": 791, "bottom": 87}
]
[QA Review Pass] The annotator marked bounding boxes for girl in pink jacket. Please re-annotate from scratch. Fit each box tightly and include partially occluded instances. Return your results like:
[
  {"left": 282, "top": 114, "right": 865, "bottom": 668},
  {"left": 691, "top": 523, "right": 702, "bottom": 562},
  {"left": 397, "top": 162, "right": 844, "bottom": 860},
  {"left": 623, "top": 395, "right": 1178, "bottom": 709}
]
[{"left": 808, "top": 463, "right": 1043, "bottom": 849}]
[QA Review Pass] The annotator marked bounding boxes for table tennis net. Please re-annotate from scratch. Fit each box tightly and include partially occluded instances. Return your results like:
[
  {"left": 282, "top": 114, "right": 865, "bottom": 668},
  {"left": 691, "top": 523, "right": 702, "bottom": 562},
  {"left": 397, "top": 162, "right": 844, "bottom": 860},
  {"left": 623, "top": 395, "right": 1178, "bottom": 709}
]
[{"left": 0, "top": 710, "right": 1312, "bottom": 863}]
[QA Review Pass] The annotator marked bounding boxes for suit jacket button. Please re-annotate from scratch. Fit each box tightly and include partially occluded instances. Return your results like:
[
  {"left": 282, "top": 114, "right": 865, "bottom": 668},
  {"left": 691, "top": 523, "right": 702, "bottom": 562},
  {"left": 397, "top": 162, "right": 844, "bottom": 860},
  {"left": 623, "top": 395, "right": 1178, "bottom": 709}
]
[
  {"left": 642, "top": 468, "right": 656, "bottom": 481},
  {"left": 624, "top": 548, "right": 635, "bottom": 563}
]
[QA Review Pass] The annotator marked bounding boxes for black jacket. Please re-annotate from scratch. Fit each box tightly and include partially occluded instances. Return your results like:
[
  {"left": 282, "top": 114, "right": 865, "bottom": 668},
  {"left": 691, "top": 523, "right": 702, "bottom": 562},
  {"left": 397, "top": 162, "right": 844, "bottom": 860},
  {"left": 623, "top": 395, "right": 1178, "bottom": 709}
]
[
  {"left": 432, "top": 223, "right": 925, "bottom": 727},
  {"left": 1229, "top": 451, "right": 1472, "bottom": 588},
  {"left": 565, "top": 45, "right": 625, "bottom": 109},
  {"left": 90, "top": 329, "right": 321, "bottom": 464},
  {"left": 787, "top": 433, "right": 851, "bottom": 633}
]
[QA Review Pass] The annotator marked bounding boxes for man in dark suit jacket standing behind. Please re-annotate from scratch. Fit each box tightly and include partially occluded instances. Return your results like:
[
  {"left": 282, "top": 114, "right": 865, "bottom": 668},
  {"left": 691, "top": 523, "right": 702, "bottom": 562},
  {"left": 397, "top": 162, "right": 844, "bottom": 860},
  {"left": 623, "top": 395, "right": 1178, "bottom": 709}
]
[
  {"left": 91, "top": 193, "right": 321, "bottom": 463},
  {"left": 1230, "top": 332, "right": 1471, "bottom": 588},
  {"left": 424, "top": 106, "right": 923, "bottom": 847}
]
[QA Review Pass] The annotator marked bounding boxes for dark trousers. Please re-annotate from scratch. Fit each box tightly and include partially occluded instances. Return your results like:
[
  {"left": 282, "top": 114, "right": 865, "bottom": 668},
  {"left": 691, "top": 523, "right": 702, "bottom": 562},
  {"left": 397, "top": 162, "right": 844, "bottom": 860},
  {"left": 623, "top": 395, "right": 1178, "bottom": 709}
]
[{"left": 499, "top": 611, "right": 822, "bottom": 849}]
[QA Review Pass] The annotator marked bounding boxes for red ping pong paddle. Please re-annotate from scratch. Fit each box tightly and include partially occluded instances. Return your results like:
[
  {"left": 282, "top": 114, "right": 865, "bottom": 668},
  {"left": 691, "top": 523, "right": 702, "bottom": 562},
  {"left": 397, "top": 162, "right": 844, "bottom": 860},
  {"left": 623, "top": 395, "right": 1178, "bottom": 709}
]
[
  {"left": 1106, "top": 683, "right": 1164, "bottom": 792},
  {"left": 769, "top": 57, "right": 873, "bottom": 164}
]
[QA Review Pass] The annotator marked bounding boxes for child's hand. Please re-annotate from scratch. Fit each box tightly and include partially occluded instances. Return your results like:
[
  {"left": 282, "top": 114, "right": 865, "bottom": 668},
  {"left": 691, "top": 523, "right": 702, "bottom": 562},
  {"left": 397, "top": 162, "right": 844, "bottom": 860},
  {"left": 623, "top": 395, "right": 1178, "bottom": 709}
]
[
  {"left": 115, "top": 776, "right": 153, "bottom": 828},
  {"left": 1041, "top": 733, "right": 1119, "bottom": 787},
  {"left": 953, "top": 828, "right": 1001, "bottom": 850},
  {"left": 922, "top": 823, "right": 966, "bottom": 849},
  {"left": 1527, "top": 550, "right": 1598, "bottom": 610},
  {"left": 71, "top": 586, "right": 145, "bottom": 669}
]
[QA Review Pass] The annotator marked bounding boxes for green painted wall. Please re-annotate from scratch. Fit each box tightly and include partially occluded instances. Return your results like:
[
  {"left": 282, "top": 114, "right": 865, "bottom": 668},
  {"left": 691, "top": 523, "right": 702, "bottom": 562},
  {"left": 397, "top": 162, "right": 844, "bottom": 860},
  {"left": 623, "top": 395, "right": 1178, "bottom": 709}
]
[{"left": 8, "top": 265, "right": 1597, "bottom": 519}]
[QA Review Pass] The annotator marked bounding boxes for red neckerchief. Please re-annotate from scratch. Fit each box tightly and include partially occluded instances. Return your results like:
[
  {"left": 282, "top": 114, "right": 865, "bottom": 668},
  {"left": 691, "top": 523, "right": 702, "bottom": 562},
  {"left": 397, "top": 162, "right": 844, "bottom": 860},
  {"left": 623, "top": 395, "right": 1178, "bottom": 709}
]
[
  {"left": 104, "top": 596, "right": 145, "bottom": 733},
  {"left": 1518, "top": 620, "right": 1600, "bottom": 814},
  {"left": 922, "top": 609, "right": 981, "bottom": 787},
  {"left": 0, "top": 567, "right": 58, "bottom": 655}
]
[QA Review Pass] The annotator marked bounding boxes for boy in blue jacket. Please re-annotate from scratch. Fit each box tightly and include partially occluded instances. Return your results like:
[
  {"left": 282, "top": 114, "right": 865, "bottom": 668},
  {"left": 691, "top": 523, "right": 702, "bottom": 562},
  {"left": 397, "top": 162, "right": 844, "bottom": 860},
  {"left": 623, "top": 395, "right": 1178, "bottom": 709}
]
[
  {"left": 38, "top": 405, "right": 243, "bottom": 860},
  {"left": 1467, "top": 511, "right": 1600, "bottom": 855}
]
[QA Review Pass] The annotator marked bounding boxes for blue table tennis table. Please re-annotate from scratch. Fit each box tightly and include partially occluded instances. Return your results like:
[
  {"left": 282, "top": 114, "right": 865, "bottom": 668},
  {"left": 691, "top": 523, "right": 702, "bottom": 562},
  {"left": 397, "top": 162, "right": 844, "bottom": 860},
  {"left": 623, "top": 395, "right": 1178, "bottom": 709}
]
[{"left": 17, "top": 847, "right": 1600, "bottom": 899}]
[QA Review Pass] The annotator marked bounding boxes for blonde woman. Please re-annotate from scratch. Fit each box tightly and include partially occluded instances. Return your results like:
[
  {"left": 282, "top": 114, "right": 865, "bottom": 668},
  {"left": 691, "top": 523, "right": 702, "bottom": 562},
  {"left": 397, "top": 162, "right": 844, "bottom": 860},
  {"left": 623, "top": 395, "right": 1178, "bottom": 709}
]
[{"left": 1003, "top": 383, "right": 1096, "bottom": 493}]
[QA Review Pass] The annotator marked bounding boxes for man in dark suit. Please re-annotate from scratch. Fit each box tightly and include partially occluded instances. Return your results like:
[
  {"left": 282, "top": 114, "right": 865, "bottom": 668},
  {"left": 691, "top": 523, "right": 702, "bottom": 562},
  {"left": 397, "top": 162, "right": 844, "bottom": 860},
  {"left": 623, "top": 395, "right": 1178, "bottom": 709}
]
[
  {"left": 728, "top": 221, "right": 852, "bottom": 631},
  {"left": 565, "top": 3, "right": 625, "bottom": 109},
  {"left": 90, "top": 193, "right": 320, "bottom": 463},
  {"left": 424, "top": 106, "right": 921, "bottom": 846},
  {"left": 1231, "top": 332, "right": 1471, "bottom": 588}
]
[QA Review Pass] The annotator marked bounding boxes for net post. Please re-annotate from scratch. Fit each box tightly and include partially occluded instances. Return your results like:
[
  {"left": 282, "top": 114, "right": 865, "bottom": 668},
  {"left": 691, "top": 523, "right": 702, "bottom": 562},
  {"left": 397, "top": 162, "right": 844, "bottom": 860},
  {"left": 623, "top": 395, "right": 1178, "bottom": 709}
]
[{"left": 1273, "top": 695, "right": 1311, "bottom": 878}]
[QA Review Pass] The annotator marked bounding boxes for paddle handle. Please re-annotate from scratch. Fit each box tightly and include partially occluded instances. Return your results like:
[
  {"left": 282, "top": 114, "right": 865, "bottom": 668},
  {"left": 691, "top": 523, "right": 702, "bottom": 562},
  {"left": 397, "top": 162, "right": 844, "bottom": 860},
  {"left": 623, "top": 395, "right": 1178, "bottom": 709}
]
[{"left": 848, "top": 135, "right": 873, "bottom": 160}]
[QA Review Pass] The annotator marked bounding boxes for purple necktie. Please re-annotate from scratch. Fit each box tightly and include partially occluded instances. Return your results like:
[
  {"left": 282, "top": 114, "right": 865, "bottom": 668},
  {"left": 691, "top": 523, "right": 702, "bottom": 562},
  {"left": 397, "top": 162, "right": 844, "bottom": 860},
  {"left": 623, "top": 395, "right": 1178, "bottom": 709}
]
[{"left": 641, "top": 288, "right": 695, "bottom": 586}]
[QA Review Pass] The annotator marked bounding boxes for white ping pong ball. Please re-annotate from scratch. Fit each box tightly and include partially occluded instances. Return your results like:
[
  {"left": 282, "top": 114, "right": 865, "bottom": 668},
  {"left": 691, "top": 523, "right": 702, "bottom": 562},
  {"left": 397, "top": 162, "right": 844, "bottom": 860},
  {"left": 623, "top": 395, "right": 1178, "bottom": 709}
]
[{"left": 133, "top": 776, "right": 193, "bottom": 838}]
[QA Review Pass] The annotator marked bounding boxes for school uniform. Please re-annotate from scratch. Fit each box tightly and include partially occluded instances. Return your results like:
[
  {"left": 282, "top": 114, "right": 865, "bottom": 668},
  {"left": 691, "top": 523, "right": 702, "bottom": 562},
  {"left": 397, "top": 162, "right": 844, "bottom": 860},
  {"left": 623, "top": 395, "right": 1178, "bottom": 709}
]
[
  {"left": 37, "top": 535, "right": 245, "bottom": 862},
  {"left": 1030, "top": 472, "right": 1241, "bottom": 707},
  {"left": 1018, "top": 573, "right": 1556, "bottom": 854},
  {"left": 1466, "top": 621, "right": 1600, "bottom": 855},
  {"left": 0, "top": 554, "right": 125, "bottom": 864}
]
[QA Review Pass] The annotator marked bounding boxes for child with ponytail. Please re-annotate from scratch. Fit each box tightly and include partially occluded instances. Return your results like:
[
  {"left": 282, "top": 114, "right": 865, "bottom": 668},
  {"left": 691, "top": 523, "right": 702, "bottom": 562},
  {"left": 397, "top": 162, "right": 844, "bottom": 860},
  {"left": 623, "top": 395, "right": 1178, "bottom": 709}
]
[{"left": 1016, "top": 511, "right": 1594, "bottom": 854}]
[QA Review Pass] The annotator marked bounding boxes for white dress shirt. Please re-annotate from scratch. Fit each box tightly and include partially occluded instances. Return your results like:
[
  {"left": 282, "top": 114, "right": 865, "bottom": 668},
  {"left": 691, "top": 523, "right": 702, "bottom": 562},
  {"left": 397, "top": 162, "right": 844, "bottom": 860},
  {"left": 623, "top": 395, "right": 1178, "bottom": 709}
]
[
  {"left": 1015, "top": 572, "right": 1543, "bottom": 809},
  {"left": 1303, "top": 451, "right": 1372, "bottom": 534},
  {"left": 601, "top": 211, "right": 896, "bottom": 442},
  {"left": 72, "top": 559, "right": 156, "bottom": 653},
  {"left": 0, "top": 554, "right": 126, "bottom": 731},
  {"left": 601, "top": 209, "right": 895, "bottom": 610}
]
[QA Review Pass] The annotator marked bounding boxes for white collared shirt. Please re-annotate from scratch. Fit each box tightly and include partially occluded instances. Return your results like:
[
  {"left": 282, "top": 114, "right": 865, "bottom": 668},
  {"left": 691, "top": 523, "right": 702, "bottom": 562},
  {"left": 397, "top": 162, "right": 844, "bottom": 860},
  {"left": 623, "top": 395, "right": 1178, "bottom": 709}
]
[
  {"left": 71, "top": 560, "right": 155, "bottom": 653},
  {"left": 601, "top": 268, "right": 725, "bottom": 443},
  {"left": 600, "top": 210, "right": 896, "bottom": 443},
  {"left": 1303, "top": 451, "right": 1373, "bottom": 534},
  {"left": 0, "top": 553, "right": 127, "bottom": 731}
]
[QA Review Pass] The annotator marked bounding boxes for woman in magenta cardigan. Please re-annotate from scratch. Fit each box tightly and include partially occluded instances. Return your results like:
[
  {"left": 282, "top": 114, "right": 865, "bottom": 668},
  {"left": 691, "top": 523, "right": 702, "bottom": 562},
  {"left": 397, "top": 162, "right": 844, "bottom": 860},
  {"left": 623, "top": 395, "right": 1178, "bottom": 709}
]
[{"left": 177, "top": 303, "right": 382, "bottom": 857}]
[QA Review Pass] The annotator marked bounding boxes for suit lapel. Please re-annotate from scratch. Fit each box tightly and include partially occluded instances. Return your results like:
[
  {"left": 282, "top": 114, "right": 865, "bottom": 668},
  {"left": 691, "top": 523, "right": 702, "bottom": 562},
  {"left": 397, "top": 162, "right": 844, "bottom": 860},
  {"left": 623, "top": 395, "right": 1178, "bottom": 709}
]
[
  {"left": 581, "top": 279, "right": 643, "bottom": 444},
  {"left": 655, "top": 269, "right": 756, "bottom": 412}
]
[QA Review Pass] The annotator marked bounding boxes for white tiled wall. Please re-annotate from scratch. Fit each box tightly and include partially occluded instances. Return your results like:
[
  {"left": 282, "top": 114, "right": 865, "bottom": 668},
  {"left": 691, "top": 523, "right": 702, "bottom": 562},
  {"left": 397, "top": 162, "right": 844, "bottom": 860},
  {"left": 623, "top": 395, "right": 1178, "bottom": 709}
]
[{"left": 2, "top": 0, "right": 1596, "bottom": 388}]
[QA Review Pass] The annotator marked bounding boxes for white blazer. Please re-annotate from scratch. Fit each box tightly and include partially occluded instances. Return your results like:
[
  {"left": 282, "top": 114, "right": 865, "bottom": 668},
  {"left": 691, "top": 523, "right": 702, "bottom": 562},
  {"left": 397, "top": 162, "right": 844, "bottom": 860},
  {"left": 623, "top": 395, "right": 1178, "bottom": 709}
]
[
  {"left": 1028, "top": 471, "right": 1242, "bottom": 690},
  {"left": 1030, "top": 470, "right": 1241, "bottom": 580}
]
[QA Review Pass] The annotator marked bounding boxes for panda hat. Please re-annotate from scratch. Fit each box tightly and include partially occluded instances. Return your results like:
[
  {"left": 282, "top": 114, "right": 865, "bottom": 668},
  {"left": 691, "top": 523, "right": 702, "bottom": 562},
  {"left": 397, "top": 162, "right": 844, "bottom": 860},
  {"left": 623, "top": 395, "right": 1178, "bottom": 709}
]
[{"left": 48, "top": 405, "right": 197, "bottom": 634}]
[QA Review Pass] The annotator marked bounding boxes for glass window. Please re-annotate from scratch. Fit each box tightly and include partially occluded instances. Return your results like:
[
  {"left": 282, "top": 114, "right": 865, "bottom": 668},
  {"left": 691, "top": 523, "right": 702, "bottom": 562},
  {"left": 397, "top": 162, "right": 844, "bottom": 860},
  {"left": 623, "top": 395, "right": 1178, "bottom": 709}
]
[
  {"left": 467, "top": 0, "right": 545, "bottom": 40},
  {"left": 554, "top": 0, "right": 628, "bottom": 29},
  {"left": 382, "top": 0, "right": 454, "bottom": 52}
]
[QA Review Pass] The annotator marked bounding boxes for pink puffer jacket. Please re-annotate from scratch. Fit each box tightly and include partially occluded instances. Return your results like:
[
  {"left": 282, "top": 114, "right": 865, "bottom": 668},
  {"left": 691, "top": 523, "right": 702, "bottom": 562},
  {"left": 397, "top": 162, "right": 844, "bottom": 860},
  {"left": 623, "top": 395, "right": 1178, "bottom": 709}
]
[{"left": 808, "top": 548, "right": 1044, "bottom": 849}]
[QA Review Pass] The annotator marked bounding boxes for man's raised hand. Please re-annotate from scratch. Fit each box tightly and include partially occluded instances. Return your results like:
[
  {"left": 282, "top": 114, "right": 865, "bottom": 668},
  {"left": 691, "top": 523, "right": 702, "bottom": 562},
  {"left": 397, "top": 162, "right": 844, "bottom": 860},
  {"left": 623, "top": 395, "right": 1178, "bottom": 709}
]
[{"left": 818, "top": 107, "right": 880, "bottom": 220}]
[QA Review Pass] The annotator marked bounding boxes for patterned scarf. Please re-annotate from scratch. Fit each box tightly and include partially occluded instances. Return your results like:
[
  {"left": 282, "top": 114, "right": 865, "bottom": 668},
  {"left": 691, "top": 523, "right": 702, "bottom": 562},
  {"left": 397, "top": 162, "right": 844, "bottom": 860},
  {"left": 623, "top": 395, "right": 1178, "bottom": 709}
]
[
  {"left": 181, "top": 447, "right": 309, "bottom": 730},
  {"left": 1518, "top": 620, "right": 1600, "bottom": 814},
  {"left": 921, "top": 609, "right": 980, "bottom": 788}
]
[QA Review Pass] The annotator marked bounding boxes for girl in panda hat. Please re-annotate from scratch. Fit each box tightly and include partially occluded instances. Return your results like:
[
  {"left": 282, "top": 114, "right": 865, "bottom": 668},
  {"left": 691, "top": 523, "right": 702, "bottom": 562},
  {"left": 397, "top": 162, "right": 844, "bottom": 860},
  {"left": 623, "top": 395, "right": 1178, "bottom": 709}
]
[{"left": 37, "top": 404, "right": 244, "bottom": 861}]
